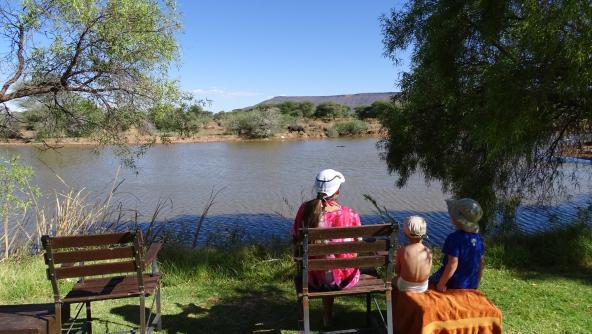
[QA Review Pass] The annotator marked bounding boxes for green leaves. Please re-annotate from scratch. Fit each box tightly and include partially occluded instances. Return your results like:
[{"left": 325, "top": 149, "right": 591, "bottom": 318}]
[
  {"left": 380, "top": 0, "right": 592, "bottom": 229},
  {"left": 1, "top": 0, "right": 181, "bottom": 148}
]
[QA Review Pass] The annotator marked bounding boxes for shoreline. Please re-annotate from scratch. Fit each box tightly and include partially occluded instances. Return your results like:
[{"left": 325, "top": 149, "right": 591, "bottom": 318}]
[{"left": 0, "top": 133, "right": 385, "bottom": 147}]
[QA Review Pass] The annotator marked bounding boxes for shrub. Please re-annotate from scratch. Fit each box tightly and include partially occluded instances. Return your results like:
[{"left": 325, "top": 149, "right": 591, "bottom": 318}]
[
  {"left": 331, "top": 120, "right": 369, "bottom": 136},
  {"left": 149, "top": 103, "right": 210, "bottom": 136},
  {"left": 314, "top": 102, "right": 351, "bottom": 119},
  {"left": 325, "top": 127, "right": 339, "bottom": 138},
  {"left": 225, "top": 108, "right": 280, "bottom": 138},
  {"left": 355, "top": 100, "right": 396, "bottom": 119}
]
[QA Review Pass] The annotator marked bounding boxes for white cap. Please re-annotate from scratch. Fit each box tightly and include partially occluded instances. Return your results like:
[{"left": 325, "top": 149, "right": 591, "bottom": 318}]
[
  {"left": 314, "top": 169, "right": 345, "bottom": 197},
  {"left": 404, "top": 216, "right": 427, "bottom": 238}
]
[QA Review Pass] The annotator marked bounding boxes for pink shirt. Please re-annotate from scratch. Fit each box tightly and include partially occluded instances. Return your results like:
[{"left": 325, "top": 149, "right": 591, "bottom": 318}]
[{"left": 292, "top": 200, "right": 361, "bottom": 290}]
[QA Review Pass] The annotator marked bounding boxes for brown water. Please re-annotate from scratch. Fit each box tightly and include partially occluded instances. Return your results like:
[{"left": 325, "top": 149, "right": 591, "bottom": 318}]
[{"left": 1, "top": 138, "right": 590, "bottom": 246}]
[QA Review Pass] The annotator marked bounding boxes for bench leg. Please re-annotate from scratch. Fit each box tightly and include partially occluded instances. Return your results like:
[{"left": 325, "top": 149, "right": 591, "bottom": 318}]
[
  {"left": 85, "top": 302, "right": 92, "bottom": 334},
  {"left": 303, "top": 295, "right": 310, "bottom": 334},
  {"left": 156, "top": 284, "right": 162, "bottom": 331},
  {"left": 366, "top": 293, "right": 372, "bottom": 327},
  {"left": 140, "top": 295, "right": 146, "bottom": 334},
  {"left": 386, "top": 291, "right": 393, "bottom": 334},
  {"left": 56, "top": 302, "right": 62, "bottom": 334},
  {"left": 62, "top": 302, "right": 71, "bottom": 324}
]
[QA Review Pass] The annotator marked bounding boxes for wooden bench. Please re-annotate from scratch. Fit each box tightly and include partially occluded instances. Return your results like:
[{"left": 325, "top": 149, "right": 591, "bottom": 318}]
[
  {"left": 0, "top": 304, "right": 57, "bottom": 334},
  {"left": 297, "top": 223, "right": 397, "bottom": 334},
  {"left": 42, "top": 231, "right": 163, "bottom": 334}
]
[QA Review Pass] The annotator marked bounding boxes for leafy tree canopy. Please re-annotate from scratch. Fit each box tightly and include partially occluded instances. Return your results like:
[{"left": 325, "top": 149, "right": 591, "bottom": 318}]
[
  {"left": 380, "top": 0, "right": 592, "bottom": 229},
  {"left": 0, "top": 0, "right": 181, "bottom": 143},
  {"left": 314, "top": 101, "right": 351, "bottom": 119},
  {"left": 355, "top": 100, "right": 397, "bottom": 119}
]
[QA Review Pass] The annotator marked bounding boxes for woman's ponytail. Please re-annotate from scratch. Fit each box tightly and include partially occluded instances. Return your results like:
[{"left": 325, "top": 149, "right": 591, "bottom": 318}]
[{"left": 302, "top": 193, "right": 324, "bottom": 229}]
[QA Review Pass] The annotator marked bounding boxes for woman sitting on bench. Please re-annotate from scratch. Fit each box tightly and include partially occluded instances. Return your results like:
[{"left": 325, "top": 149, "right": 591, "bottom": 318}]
[{"left": 292, "top": 168, "right": 361, "bottom": 327}]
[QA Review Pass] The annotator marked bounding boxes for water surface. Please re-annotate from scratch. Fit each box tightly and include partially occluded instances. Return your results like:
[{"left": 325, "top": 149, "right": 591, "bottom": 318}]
[{"left": 2, "top": 138, "right": 590, "bottom": 246}]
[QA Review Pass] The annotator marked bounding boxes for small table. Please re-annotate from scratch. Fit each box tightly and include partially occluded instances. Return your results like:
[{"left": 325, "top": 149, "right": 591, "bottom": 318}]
[{"left": 0, "top": 304, "right": 57, "bottom": 334}]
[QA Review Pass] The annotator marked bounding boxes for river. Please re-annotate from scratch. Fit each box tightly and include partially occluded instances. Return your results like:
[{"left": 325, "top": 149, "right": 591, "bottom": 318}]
[{"left": 1, "top": 138, "right": 591, "bottom": 247}]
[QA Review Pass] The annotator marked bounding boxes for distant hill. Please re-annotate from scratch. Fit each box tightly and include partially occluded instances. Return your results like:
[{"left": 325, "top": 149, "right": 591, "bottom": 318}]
[{"left": 257, "top": 92, "right": 399, "bottom": 108}]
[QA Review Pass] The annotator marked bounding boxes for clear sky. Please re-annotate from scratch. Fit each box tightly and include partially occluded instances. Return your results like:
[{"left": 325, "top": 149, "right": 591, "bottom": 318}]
[{"left": 173, "top": 0, "right": 409, "bottom": 112}]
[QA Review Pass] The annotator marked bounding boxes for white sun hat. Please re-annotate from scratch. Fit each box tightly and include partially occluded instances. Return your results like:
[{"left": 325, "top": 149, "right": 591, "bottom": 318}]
[
  {"left": 404, "top": 216, "right": 427, "bottom": 238},
  {"left": 314, "top": 169, "right": 345, "bottom": 197}
]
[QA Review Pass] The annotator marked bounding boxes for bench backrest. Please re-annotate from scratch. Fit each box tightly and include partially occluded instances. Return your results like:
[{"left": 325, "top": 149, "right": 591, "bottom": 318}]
[
  {"left": 300, "top": 223, "right": 397, "bottom": 288},
  {"left": 41, "top": 231, "right": 145, "bottom": 300}
]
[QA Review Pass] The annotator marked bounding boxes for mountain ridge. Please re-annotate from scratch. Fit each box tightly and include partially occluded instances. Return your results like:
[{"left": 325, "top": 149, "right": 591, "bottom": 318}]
[{"left": 257, "top": 92, "right": 399, "bottom": 108}]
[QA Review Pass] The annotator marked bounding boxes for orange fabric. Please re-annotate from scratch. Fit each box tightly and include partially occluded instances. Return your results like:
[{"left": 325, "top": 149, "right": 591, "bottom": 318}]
[{"left": 393, "top": 288, "right": 502, "bottom": 334}]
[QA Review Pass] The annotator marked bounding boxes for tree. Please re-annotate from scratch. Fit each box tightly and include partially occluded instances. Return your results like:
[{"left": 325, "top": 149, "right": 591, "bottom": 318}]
[
  {"left": 0, "top": 0, "right": 180, "bottom": 143},
  {"left": 225, "top": 108, "right": 280, "bottom": 139},
  {"left": 380, "top": 0, "right": 592, "bottom": 230},
  {"left": 299, "top": 101, "right": 315, "bottom": 118},
  {"left": 355, "top": 100, "right": 396, "bottom": 119},
  {"left": 20, "top": 94, "right": 105, "bottom": 138},
  {"left": 314, "top": 102, "right": 351, "bottom": 119}
]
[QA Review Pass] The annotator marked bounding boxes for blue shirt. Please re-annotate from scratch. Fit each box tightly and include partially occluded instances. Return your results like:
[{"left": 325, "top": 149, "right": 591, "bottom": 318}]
[{"left": 430, "top": 230, "right": 484, "bottom": 289}]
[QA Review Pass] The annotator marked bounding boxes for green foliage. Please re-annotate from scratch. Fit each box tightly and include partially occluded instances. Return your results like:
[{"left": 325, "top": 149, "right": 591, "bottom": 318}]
[
  {"left": 331, "top": 120, "right": 369, "bottom": 136},
  {"left": 0, "top": 114, "right": 20, "bottom": 139},
  {"left": 380, "top": 0, "right": 592, "bottom": 229},
  {"left": 0, "top": 0, "right": 181, "bottom": 145},
  {"left": 20, "top": 96, "right": 104, "bottom": 138},
  {"left": 224, "top": 108, "right": 280, "bottom": 138},
  {"left": 314, "top": 102, "right": 351, "bottom": 119},
  {"left": 0, "top": 156, "right": 40, "bottom": 259},
  {"left": 354, "top": 100, "right": 396, "bottom": 119},
  {"left": 254, "top": 101, "right": 316, "bottom": 119},
  {"left": 149, "top": 102, "right": 211, "bottom": 136}
]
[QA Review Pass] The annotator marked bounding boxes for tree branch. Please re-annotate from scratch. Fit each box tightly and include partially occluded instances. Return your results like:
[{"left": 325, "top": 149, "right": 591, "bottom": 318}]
[
  {"left": 0, "top": 24, "right": 25, "bottom": 97},
  {"left": 60, "top": 15, "right": 103, "bottom": 87}
]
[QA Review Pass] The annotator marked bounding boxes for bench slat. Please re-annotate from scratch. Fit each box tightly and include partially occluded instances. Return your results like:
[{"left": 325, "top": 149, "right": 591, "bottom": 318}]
[
  {"left": 43, "top": 232, "right": 134, "bottom": 249},
  {"left": 63, "top": 274, "right": 161, "bottom": 303},
  {"left": 306, "top": 224, "right": 392, "bottom": 241},
  {"left": 52, "top": 261, "right": 136, "bottom": 279},
  {"left": 308, "top": 256, "right": 387, "bottom": 271},
  {"left": 48, "top": 246, "right": 134, "bottom": 264},
  {"left": 307, "top": 285, "right": 390, "bottom": 298},
  {"left": 308, "top": 240, "right": 388, "bottom": 256}
]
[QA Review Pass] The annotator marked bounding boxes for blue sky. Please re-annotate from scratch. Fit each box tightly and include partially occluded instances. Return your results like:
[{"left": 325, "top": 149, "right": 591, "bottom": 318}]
[{"left": 173, "top": 0, "right": 409, "bottom": 111}]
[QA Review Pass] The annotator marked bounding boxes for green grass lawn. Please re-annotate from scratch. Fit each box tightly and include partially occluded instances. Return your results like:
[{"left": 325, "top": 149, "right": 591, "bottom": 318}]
[{"left": 1, "top": 224, "right": 591, "bottom": 333}]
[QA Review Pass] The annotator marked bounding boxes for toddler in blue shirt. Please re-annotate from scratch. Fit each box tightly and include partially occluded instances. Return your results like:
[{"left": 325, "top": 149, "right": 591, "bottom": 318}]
[{"left": 430, "top": 198, "right": 484, "bottom": 291}]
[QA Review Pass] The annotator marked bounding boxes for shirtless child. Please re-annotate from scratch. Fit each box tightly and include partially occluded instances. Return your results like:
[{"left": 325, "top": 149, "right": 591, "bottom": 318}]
[{"left": 395, "top": 216, "right": 433, "bottom": 293}]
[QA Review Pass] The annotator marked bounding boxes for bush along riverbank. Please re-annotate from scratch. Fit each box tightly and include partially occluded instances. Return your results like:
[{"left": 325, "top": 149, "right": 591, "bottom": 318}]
[
  {"left": 0, "top": 100, "right": 392, "bottom": 145},
  {"left": 1, "top": 222, "right": 591, "bottom": 333}
]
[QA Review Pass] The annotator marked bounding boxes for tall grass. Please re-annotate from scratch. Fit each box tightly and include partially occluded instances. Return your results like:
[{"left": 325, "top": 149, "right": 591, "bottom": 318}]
[
  {"left": 1, "top": 167, "right": 138, "bottom": 258},
  {"left": 486, "top": 221, "right": 592, "bottom": 272}
]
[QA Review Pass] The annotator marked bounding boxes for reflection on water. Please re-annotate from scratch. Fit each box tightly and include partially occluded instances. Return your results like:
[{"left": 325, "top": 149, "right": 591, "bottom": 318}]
[{"left": 1, "top": 138, "right": 591, "bottom": 246}]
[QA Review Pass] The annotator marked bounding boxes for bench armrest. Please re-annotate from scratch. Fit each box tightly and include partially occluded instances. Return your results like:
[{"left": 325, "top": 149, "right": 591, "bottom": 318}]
[{"left": 144, "top": 241, "right": 163, "bottom": 268}]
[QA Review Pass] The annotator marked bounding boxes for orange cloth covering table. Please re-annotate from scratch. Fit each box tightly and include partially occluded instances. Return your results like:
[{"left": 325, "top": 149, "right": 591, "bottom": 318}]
[{"left": 393, "top": 288, "right": 502, "bottom": 334}]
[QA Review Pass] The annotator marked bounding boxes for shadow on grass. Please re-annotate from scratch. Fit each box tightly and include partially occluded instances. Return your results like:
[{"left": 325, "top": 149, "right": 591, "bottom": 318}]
[
  {"left": 484, "top": 222, "right": 592, "bottom": 284},
  {"left": 110, "top": 285, "right": 384, "bottom": 334}
]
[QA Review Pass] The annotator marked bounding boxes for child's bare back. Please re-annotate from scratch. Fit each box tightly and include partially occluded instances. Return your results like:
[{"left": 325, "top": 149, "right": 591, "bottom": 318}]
[
  {"left": 398, "top": 243, "right": 432, "bottom": 282},
  {"left": 395, "top": 216, "right": 433, "bottom": 292}
]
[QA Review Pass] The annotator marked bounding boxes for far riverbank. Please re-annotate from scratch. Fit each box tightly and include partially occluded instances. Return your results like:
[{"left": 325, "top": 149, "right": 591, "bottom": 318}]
[{"left": 0, "top": 118, "right": 386, "bottom": 146}]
